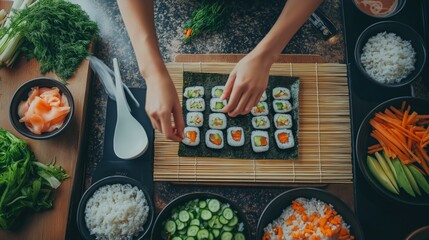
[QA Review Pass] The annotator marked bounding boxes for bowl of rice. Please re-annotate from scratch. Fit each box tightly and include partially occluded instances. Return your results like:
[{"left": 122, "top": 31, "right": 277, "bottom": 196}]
[
  {"left": 257, "top": 188, "right": 364, "bottom": 240},
  {"left": 354, "top": 21, "right": 426, "bottom": 87},
  {"left": 77, "top": 175, "right": 154, "bottom": 240}
]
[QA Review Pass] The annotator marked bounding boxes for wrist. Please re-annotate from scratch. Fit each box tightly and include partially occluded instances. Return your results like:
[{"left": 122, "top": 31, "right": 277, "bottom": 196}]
[{"left": 250, "top": 46, "right": 278, "bottom": 67}]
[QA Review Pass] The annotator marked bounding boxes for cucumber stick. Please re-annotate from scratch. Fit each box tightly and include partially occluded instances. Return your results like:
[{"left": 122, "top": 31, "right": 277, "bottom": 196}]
[
  {"left": 392, "top": 158, "right": 415, "bottom": 197},
  {"left": 402, "top": 162, "right": 421, "bottom": 196},
  {"left": 382, "top": 151, "right": 398, "bottom": 180},
  {"left": 408, "top": 165, "right": 429, "bottom": 194}
]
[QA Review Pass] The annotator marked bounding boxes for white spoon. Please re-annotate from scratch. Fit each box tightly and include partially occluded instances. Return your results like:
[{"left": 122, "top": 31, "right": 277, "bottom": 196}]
[{"left": 112, "top": 58, "right": 148, "bottom": 159}]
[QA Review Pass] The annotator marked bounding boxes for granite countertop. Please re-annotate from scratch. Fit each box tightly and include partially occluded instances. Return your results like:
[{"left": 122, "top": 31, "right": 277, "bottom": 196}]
[{"left": 71, "top": 0, "right": 429, "bottom": 238}]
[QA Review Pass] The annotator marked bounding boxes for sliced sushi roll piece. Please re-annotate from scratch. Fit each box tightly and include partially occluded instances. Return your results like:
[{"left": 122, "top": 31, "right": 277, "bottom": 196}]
[
  {"left": 205, "top": 129, "right": 224, "bottom": 149},
  {"left": 251, "top": 116, "right": 270, "bottom": 129},
  {"left": 210, "top": 98, "right": 227, "bottom": 112},
  {"left": 211, "top": 86, "right": 225, "bottom": 98},
  {"left": 259, "top": 91, "right": 267, "bottom": 101},
  {"left": 226, "top": 127, "right": 244, "bottom": 147},
  {"left": 184, "top": 86, "right": 204, "bottom": 98},
  {"left": 273, "top": 100, "right": 292, "bottom": 113},
  {"left": 272, "top": 87, "right": 290, "bottom": 100},
  {"left": 182, "top": 127, "right": 200, "bottom": 146},
  {"left": 209, "top": 113, "right": 227, "bottom": 129},
  {"left": 186, "top": 112, "right": 204, "bottom": 127},
  {"left": 186, "top": 98, "right": 205, "bottom": 112},
  {"left": 274, "top": 113, "right": 292, "bottom": 129},
  {"left": 251, "top": 130, "right": 269, "bottom": 153},
  {"left": 251, "top": 102, "right": 269, "bottom": 116},
  {"left": 275, "top": 129, "right": 295, "bottom": 149}
]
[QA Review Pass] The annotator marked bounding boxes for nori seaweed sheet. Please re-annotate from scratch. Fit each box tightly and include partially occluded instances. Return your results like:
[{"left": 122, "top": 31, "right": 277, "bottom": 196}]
[{"left": 178, "top": 72, "right": 299, "bottom": 160}]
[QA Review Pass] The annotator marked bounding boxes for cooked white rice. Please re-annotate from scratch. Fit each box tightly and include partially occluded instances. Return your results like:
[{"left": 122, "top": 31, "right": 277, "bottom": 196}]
[
  {"left": 251, "top": 130, "right": 269, "bottom": 152},
  {"left": 205, "top": 129, "right": 224, "bottom": 149},
  {"left": 260, "top": 91, "right": 267, "bottom": 101},
  {"left": 274, "top": 129, "right": 295, "bottom": 149},
  {"left": 273, "top": 100, "right": 292, "bottom": 113},
  {"left": 211, "top": 86, "right": 225, "bottom": 98},
  {"left": 186, "top": 112, "right": 204, "bottom": 127},
  {"left": 85, "top": 183, "right": 150, "bottom": 240},
  {"left": 251, "top": 102, "right": 269, "bottom": 116},
  {"left": 186, "top": 98, "right": 205, "bottom": 112},
  {"left": 361, "top": 32, "right": 416, "bottom": 84},
  {"left": 208, "top": 113, "right": 227, "bottom": 130},
  {"left": 227, "top": 127, "right": 245, "bottom": 147},
  {"left": 182, "top": 127, "right": 200, "bottom": 146},
  {"left": 210, "top": 98, "right": 227, "bottom": 112},
  {"left": 183, "top": 86, "right": 204, "bottom": 98},
  {"left": 251, "top": 116, "right": 270, "bottom": 129},
  {"left": 263, "top": 198, "right": 353, "bottom": 240}
]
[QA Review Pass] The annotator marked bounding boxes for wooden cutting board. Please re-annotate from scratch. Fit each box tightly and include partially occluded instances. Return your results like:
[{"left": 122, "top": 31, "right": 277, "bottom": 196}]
[{"left": 0, "top": 56, "right": 92, "bottom": 239}]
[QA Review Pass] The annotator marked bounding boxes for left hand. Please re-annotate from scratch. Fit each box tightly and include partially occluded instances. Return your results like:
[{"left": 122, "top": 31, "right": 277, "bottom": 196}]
[{"left": 221, "top": 52, "right": 272, "bottom": 117}]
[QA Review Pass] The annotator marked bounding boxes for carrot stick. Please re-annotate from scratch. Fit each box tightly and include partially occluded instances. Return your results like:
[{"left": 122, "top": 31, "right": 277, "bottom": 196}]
[
  {"left": 407, "top": 112, "right": 418, "bottom": 125},
  {"left": 401, "top": 101, "right": 406, "bottom": 112}
]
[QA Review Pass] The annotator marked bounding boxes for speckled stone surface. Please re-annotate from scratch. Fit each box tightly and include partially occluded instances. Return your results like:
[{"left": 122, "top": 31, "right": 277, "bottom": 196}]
[{"left": 70, "top": 0, "right": 429, "bottom": 238}]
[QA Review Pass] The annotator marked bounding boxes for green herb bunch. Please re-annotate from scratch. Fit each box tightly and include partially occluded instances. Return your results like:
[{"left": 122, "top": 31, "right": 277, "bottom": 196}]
[
  {"left": 183, "top": 1, "right": 229, "bottom": 43},
  {"left": 0, "top": 0, "right": 98, "bottom": 80},
  {"left": 0, "top": 129, "right": 68, "bottom": 230}
]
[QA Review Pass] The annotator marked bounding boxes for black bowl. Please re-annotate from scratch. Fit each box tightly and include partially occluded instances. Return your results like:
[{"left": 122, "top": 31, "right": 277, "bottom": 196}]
[
  {"left": 9, "top": 78, "right": 74, "bottom": 140},
  {"left": 406, "top": 226, "right": 429, "bottom": 240},
  {"left": 354, "top": 21, "right": 427, "bottom": 88},
  {"left": 151, "top": 192, "right": 250, "bottom": 239},
  {"left": 356, "top": 97, "right": 429, "bottom": 205},
  {"left": 257, "top": 188, "right": 364, "bottom": 240},
  {"left": 77, "top": 175, "right": 154, "bottom": 240},
  {"left": 352, "top": 0, "right": 407, "bottom": 18}
]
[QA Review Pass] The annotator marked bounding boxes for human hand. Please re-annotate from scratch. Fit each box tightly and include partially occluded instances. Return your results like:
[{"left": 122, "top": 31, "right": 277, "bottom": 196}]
[
  {"left": 145, "top": 73, "right": 185, "bottom": 141},
  {"left": 221, "top": 53, "right": 272, "bottom": 117}
]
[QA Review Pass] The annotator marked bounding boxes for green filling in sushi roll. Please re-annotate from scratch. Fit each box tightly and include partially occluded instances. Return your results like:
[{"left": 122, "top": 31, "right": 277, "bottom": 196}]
[
  {"left": 186, "top": 112, "right": 204, "bottom": 127},
  {"left": 206, "top": 130, "right": 224, "bottom": 149},
  {"left": 209, "top": 113, "right": 227, "bottom": 129},
  {"left": 272, "top": 87, "right": 290, "bottom": 100},
  {"left": 210, "top": 98, "right": 227, "bottom": 112},
  {"left": 252, "top": 116, "right": 270, "bottom": 129},
  {"left": 273, "top": 100, "right": 292, "bottom": 113},
  {"left": 186, "top": 98, "right": 205, "bottom": 112},
  {"left": 251, "top": 102, "right": 269, "bottom": 116},
  {"left": 274, "top": 114, "right": 292, "bottom": 129},
  {"left": 251, "top": 130, "right": 269, "bottom": 152},
  {"left": 212, "top": 86, "right": 225, "bottom": 98},
  {"left": 184, "top": 86, "right": 204, "bottom": 98}
]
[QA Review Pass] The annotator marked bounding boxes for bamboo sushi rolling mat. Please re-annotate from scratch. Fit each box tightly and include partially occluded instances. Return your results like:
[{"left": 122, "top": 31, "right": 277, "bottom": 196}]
[{"left": 154, "top": 62, "right": 352, "bottom": 183}]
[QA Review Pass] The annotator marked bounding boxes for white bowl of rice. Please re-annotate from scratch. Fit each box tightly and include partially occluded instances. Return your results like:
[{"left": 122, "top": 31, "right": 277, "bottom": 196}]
[
  {"left": 257, "top": 188, "right": 364, "bottom": 240},
  {"left": 354, "top": 21, "right": 426, "bottom": 87},
  {"left": 77, "top": 176, "right": 154, "bottom": 240}
]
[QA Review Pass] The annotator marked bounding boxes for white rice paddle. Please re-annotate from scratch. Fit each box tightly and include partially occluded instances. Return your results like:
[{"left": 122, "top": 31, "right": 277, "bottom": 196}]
[{"left": 112, "top": 58, "right": 148, "bottom": 159}]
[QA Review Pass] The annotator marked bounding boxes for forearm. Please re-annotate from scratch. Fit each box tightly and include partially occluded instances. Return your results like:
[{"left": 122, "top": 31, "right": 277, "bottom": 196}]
[
  {"left": 117, "top": 0, "right": 167, "bottom": 83},
  {"left": 253, "top": 0, "right": 323, "bottom": 63}
]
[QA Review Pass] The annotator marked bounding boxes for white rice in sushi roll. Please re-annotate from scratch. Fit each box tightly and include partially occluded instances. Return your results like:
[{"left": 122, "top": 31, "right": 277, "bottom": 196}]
[
  {"left": 186, "top": 112, "right": 204, "bottom": 127},
  {"left": 208, "top": 113, "right": 227, "bottom": 129},
  {"left": 274, "top": 113, "right": 292, "bottom": 129},
  {"left": 259, "top": 91, "right": 267, "bottom": 101},
  {"left": 273, "top": 100, "right": 292, "bottom": 113},
  {"left": 183, "top": 86, "right": 204, "bottom": 98},
  {"left": 251, "top": 130, "right": 269, "bottom": 153},
  {"left": 251, "top": 102, "right": 269, "bottom": 116},
  {"left": 205, "top": 129, "right": 224, "bottom": 149},
  {"left": 182, "top": 127, "right": 200, "bottom": 146},
  {"left": 251, "top": 116, "right": 270, "bottom": 129},
  {"left": 227, "top": 127, "right": 244, "bottom": 147},
  {"left": 275, "top": 129, "right": 295, "bottom": 149},
  {"left": 210, "top": 98, "right": 227, "bottom": 112},
  {"left": 272, "top": 87, "right": 290, "bottom": 100},
  {"left": 211, "top": 86, "right": 225, "bottom": 98},
  {"left": 186, "top": 98, "right": 205, "bottom": 112}
]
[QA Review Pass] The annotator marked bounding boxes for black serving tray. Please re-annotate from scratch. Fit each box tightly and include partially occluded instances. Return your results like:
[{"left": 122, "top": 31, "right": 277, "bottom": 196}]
[
  {"left": 342, "top": 1, "right": 429, "bottom": 239},
  {"left": 92, "top": 88, "right": 154, "bottom": 195}
]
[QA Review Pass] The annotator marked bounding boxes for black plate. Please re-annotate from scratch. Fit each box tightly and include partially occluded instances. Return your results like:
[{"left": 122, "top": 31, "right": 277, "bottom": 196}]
[
  {"left": 151, "top": 192, "right": 251, "bottom": 239},
  {"left": 256, "top": 188, "right": 364, "bottom": 240},
  {"left": 76, "top": 175, "right": 155, "bottom": 240},
  {"left": 342, "top": 0, "right": 429, "bottom": 239},
  {"left": 356, "top": 96, "right": 429, "bottom": 206}
]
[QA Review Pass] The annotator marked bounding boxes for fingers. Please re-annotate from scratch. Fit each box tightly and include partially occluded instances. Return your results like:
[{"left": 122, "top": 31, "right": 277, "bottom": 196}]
[
  {"left": 172, "top": 103, "right": 185, "bottom": 139},
  {"left": 245, "top": 91, "right": 262, "bottom": 114},
  {"left": 221, "top": 71, "right": 236, "bottom": 101},
  {"left": 159, "top": 111, "right": 182, "bottom": 142},
  {"left": 228, "top": 93, "right": 251, "bottom": 117}
]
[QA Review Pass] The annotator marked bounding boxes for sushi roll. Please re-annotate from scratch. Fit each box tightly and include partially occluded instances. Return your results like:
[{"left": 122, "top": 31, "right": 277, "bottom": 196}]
[
  {"left": 251, "top": 130, "right": 269, "bottom": 152},
  {"left": 274, "top": 114, "right": 292, "bottom": 129},
  {"left": 273, "top": 100, "right": 292, "bottom": 113},
  {"left": 251, "top": 116, "right": 270, "bottom": 129},
  {"left": 186, "top": 112, "right": 203, "bottom": 127},
  {"left": 186, "top": 98, "right": 205, "bottom": 112},
  {"left": 226, "top": 127, "right": 244, "bottom": 147},
  {"left": 275, "top": 129, "right": 295, "bottom": 149},
  {"left": 184, "top": 86, "right": 204, "bottom": 98},
  {"left": 205, "top": 130, "right": 224, "bottom": 149},
  {"left": 209, "top": 113, "right": 227, "bottom": 129},
  {"left": 259, "top": 91, "right": 267, "bottom": 101},
  {"left": 211, "top": 86, "right": 225, "bottom": 98},
  {"left": 251, "top": 102, "right": 269, "bottom": 116},
  {"left": 210, "top": 98, "right": 227, "bottom": 112},
  {"left": 182, "top": 127, "right": 200, "bottom": 146},
  {"left": 272, "top": 87, "right": 290, "bottom": 100}
]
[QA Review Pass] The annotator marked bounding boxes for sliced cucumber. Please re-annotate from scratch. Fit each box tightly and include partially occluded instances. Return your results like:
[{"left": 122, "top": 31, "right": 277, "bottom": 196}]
[
  {"left": 190, "top": 219, "right": 200, "bottom": 226},
  {"left": 201, "top": 209, "right": 213, "bottom": 220},
  {"left": 197, "top": 229, "right": 209, "bottom": 240},
  {"left": 179, "top": 210, "right": 190, "bottom": 222},
  {"left": 221, "top": 231, "right": 233, "bottom": 240},
  {"left": 208, "top": 199, "right": 221, "bottom": 213},
  {"left": 165, "top": 220, "right": 176, "bottom": 234},
  {"left": 227, "top": 215, "right": 238, "bottom": 227},
  {"left": 222, "top": 208, "right": 234, "bottom": 220},
  {"left": 187, "top": 225, "right": 199, "bottom": 237},
  {"left": 234, "top": 233, "right": 246, "bottom": 240}
]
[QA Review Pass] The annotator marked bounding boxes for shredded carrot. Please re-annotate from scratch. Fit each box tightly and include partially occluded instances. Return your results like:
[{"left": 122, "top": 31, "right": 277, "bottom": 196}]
[
  {"left": 185, "top": 29, "right": 192, "bottom": 38},
  {"left": 368, "top": 101, "right": 429, "bottom": 174}
]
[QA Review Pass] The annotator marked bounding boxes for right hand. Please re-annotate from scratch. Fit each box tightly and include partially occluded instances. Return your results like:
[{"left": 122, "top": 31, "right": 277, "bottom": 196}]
[{"left": 145, "top": 72, "right": 184, "bottom": 142}]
